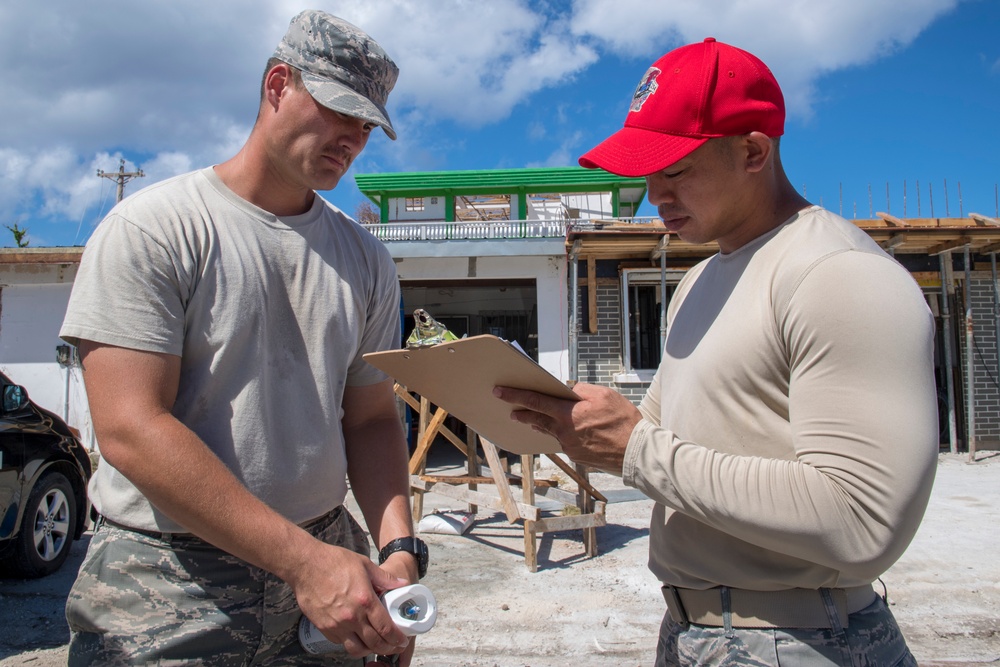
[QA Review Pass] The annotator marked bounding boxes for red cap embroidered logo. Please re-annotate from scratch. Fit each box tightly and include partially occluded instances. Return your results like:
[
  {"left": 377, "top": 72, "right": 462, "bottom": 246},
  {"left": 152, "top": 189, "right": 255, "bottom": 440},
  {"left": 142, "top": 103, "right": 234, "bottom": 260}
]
[{"left": 630, "top": 67, "right": 661, "bottom": 112}]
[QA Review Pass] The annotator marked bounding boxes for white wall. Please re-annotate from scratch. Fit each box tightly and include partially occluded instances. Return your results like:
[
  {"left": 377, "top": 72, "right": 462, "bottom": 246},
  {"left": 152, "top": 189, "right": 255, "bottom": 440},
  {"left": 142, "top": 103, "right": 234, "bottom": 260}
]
[
  {"left": 0, "top": 277, "right": 95, "bottom": 450},
  {"left": 526, "top": 198, "right": 565, "bottom": 221},
  {"left": 563, "top": 193, "right": 612, "bottom": 219}
]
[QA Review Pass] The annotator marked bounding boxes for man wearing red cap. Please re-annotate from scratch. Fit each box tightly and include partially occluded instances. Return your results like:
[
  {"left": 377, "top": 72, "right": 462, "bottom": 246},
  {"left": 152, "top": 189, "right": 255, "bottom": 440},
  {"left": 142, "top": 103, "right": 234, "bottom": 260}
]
[{"left": 496, "top": 38, "right": 935, "bottom": 665}]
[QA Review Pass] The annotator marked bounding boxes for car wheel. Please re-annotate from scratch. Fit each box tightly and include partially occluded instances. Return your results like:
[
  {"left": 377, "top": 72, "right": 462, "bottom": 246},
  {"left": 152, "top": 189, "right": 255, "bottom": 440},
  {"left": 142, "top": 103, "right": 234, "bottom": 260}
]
[{"left": 9, "top": 472, "right": 77, "bottom": 578}]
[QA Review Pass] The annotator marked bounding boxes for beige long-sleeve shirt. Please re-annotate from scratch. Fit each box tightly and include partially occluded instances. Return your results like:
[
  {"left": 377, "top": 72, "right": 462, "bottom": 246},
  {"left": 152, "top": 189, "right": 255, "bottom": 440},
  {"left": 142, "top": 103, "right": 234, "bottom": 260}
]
[{"left": 623, "top": 206, "right": 938, "bottom": 590}]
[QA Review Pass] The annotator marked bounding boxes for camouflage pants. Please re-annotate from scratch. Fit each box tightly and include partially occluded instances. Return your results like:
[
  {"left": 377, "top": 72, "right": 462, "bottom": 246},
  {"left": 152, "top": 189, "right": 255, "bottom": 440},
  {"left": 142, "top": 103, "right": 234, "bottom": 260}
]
[
  {"left": 655, "top": 596, "right": 918, "bottom": 667},
  {"left": 66, "top": 506, "right": 372, "bottom": 666}
]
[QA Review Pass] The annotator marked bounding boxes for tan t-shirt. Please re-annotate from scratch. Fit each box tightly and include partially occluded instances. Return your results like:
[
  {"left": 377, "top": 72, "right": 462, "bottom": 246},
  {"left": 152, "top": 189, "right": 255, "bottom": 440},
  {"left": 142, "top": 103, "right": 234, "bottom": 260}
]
[
  {"left": 61, "top": 167, "right": 400, "bottom": 531},
  {"left": 623, "top": 206, "right": 937, "bottom": 590}
]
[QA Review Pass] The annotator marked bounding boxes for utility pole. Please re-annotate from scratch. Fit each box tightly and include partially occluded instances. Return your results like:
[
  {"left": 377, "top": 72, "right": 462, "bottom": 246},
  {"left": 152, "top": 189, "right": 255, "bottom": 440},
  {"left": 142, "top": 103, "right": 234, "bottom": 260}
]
[{"left": 97, "top": 158, "right": 144, "bottom": 202}]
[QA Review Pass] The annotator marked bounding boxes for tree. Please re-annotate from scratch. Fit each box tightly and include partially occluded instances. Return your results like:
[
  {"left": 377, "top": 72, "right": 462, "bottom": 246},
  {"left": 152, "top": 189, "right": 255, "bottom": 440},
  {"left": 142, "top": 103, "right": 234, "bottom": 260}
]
[
  {"left": 5, "top": 222, "right": 29, "bottom": 248},
  {"left": 355, "top": 200, "right": 381, "bottom": 225}
]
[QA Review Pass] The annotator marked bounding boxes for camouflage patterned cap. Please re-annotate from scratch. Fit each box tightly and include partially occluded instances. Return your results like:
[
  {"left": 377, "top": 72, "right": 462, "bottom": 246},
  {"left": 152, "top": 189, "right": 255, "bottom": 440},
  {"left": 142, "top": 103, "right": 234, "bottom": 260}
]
[{"left": 273, "top": 10, "right": 399, "bottom": 140}]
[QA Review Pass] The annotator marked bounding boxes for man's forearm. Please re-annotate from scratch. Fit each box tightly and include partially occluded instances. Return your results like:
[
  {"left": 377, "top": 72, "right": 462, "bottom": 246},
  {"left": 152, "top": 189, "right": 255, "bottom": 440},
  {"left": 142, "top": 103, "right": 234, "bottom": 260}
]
[{"left": 345, "top": 415, "right": 414, "bottom": 553}]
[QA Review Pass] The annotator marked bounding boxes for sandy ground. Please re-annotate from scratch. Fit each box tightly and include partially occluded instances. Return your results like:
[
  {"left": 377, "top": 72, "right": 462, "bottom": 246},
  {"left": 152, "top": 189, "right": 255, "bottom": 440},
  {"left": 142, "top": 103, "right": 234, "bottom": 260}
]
[{"left": 1, "top": 451, "right": 998, "bottom": 666}]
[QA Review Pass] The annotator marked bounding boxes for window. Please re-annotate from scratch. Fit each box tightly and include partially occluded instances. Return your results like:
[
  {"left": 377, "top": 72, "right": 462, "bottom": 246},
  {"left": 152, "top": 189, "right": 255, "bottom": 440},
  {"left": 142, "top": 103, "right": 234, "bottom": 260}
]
[
  {"left": 405, "top": 197, "right": 425, "bottom": 212},
  {"left": 620, "top": 269, "right": 685, "bottom": 377}
]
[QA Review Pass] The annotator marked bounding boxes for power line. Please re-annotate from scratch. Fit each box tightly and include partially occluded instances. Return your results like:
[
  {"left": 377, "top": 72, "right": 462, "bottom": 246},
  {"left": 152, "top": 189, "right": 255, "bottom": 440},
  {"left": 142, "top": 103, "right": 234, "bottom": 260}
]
[{"left": 97, "top": 158, "right": 144, "bottom": 203}]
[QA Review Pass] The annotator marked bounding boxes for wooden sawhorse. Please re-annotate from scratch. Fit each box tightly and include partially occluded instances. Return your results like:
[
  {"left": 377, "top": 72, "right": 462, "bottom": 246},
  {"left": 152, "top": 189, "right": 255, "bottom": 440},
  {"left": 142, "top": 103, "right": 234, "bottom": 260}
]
[{"left": 395, "top": 384, "right": 607, "bottom": 571}]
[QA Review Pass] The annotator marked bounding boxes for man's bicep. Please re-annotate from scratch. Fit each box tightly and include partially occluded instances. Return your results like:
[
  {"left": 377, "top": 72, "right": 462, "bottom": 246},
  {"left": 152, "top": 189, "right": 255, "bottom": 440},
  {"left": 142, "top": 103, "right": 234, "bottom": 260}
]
[
  {"left": 79, "top": 340, "right": 182, "bottom": 426},
  {"left": 783, "top": 254, "right": 937, "bottom": 527},
  {"left": 341, "top": 379, "right": 399, "bottom": 432}
]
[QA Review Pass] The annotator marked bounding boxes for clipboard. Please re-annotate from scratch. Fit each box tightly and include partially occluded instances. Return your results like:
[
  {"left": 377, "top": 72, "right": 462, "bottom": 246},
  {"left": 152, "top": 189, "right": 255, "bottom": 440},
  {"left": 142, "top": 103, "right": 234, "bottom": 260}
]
[{"left": 363, "top": 335, "right": 578, "bottom": 454}]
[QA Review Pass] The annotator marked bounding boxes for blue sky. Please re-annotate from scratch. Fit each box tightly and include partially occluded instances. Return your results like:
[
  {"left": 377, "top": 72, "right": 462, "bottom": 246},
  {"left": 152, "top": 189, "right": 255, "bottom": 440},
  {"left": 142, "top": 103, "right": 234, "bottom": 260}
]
[{"left": 1, "top": 0, "right": 997, "bottom": 248}]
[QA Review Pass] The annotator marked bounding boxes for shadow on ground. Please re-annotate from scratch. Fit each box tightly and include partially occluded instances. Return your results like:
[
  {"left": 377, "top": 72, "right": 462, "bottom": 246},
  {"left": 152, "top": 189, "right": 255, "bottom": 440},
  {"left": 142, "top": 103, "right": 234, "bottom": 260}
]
[{"left": 0, "top": 534, "right": 88, "bottom": 660}]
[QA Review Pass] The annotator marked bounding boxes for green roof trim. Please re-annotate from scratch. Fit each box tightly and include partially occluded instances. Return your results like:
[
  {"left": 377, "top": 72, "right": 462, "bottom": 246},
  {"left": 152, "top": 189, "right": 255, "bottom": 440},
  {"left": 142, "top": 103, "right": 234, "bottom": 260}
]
[{"left": 354, "top": 166, "right": 646, "bottom": 201}]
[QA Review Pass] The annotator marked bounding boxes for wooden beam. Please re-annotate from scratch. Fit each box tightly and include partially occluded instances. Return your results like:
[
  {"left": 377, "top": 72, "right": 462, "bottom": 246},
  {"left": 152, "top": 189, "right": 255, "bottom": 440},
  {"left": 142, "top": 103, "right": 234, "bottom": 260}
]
[
  {"left": 411, "top": 397, "right": 432, "bottom": 522},
  {"left": 876, "top": 212, "right": 910, "bottom": 227},
  {"left": 522, "top": 454, "right": 537, "bottom": 572},
  {"left": 465, "top": 428, "right": 480, "bottom": 514},
  {"left": 532, "top": 510, "right": 607, "bottom": 533},
  {"left": 971, "top": 213, "right": 1000, "bottom": 227},
  {"left": 649, "top": 235, "right": 669, "bottom": 261},
  {"left": 479, "top": 438, "right": 523, "bottom": 523},
  {"left": 419, "top": 474, "right": 495, "bottom": 485},
  {"left": 533, "top": 485, "right": 586, "bottom": 506},
  {"left": 978, "top": 241, "right": 1000, "bottom": 255},
  {"left": 543, "top": 453, "right": 608, "bottom": 503},
  {"left": 417, "top": 473, "right": 557, "bottom": 488},
  {"left": 928, "top": 238, "right": 970, "bottom": 256},
  {"left": 881, "top": 233, "right": 907, "bottom": 250},
  {"left": 394, "top": 384, "right": 420, "bottom": 411},
  {"left": 408, "top": 407, "right": 448, "bottom": 475},
  {"left": 409, "top": 477, "right": 540, "bottom": 521},
  {"left": 509, "top": 474, "right": 559, "bottom": 488}
]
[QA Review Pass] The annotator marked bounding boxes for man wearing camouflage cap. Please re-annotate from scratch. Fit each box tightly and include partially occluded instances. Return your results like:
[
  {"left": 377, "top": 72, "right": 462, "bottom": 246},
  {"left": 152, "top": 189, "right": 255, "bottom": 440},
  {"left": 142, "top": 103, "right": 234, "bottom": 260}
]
[{"left": 61, "top": 11, "right": 421, "bottom": 665}]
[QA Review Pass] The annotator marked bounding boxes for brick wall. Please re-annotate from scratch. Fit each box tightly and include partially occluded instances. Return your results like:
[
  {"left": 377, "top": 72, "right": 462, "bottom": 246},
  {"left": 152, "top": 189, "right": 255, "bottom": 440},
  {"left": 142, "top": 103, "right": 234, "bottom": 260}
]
[
  {"left": 958, "top": 276, "right": 1000, "bottom": 442},
  {"left": 574, "top": 280, "right": 651, "bottom": 406}
]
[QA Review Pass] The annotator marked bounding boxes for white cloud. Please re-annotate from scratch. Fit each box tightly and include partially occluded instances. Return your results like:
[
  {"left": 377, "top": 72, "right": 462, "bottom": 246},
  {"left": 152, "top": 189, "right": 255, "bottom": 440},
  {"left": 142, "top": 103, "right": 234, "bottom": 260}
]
[
  {"left": 332, "top": 0, "right": 599, "bottom": 125},
  {"left": 526, "top": 130, "right": 587, "bottom": 169},
  {"left": 569, "top": 0, "right": 960, "bottom": 116},
  {"left": 0, "top": 0, "right": 963, "bottom": 154}
]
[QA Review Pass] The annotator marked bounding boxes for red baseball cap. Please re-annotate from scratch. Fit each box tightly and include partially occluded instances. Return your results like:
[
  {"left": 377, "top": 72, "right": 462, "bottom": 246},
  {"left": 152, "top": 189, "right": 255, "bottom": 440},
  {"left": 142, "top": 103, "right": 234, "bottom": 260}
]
[{"left": 579, "top": 38, "right": 784, "bottom": 177}]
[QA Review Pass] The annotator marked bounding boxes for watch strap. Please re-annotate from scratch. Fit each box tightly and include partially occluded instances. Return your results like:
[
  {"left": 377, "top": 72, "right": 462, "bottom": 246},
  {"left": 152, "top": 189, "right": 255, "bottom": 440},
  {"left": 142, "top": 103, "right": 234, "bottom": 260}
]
[{"left": 378, "top": 536, "right": 428, "bottom": 578}]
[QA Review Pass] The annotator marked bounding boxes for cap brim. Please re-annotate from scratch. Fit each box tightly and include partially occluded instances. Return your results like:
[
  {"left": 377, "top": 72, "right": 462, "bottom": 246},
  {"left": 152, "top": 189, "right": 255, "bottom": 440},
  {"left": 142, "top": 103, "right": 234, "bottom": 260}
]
[
  {"left": 302, "top": 73, "right": 397, "bottom": 140},
  {"left": 578, "top": 127, "right": 708, "bottom": 177}
]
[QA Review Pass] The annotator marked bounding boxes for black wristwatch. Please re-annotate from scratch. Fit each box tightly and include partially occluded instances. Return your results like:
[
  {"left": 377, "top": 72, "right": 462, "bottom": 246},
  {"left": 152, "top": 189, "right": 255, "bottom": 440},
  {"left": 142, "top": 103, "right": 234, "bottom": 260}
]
[{"left": 378, "top": 536, "right": 428, "bottom": 579}]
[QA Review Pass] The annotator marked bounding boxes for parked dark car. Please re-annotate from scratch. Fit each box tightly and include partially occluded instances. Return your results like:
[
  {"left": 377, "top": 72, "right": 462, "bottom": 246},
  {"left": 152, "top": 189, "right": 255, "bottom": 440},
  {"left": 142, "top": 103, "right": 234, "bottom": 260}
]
[{"left": 0, "top": 371, "right": 92, "bottom": 577}]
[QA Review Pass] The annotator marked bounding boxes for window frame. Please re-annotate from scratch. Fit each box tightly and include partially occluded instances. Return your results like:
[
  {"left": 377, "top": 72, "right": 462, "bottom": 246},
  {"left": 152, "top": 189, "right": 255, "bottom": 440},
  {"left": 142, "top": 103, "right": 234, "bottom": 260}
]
[{"left": 617, "top": 268, "right": 686, "bottom": 382}]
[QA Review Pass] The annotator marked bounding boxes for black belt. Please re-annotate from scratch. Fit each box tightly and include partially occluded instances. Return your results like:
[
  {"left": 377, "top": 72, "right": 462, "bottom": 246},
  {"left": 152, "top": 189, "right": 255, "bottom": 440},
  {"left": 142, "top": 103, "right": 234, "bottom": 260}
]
[
  {"left": 96, "top": 506, "right": 344, "bottom": 542},
  {"left": 96, "top": 515, "right": 196, "bottom": 541}
]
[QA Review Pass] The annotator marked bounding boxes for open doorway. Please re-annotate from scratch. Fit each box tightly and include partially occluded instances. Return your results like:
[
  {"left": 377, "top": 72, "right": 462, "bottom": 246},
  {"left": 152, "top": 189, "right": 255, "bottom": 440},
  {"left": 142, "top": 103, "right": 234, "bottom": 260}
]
[{"left": 400, "top": 280, "right": 538, "bottom": 359}]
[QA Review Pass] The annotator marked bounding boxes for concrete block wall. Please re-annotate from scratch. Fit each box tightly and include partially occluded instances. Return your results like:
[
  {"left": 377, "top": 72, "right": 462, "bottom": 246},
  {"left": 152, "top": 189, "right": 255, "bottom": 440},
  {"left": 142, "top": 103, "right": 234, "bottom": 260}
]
[
  {"left": 577, "top": 282, "right": 620, "bottom": 386},
  {"left": 575, "top": 281, "right": 651, "bottom": 406},
  {"left": 959, "top": 276, "right": 1000, "bottom": 441}
]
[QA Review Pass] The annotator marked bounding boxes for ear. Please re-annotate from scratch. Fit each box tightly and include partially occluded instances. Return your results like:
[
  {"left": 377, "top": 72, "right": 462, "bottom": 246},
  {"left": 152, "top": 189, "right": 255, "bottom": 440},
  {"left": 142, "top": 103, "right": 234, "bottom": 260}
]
[
  {"left": 263, "top": 63, "right": 293, "bottom": 111},
  {"left": 743, "top": 132, "right": 773, "bottom": 174}
]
